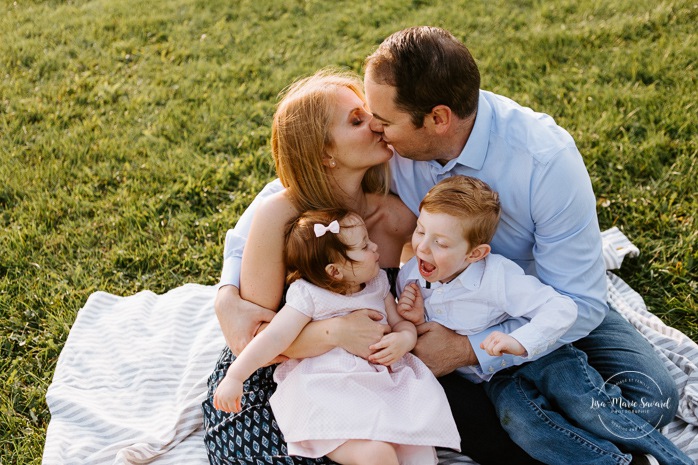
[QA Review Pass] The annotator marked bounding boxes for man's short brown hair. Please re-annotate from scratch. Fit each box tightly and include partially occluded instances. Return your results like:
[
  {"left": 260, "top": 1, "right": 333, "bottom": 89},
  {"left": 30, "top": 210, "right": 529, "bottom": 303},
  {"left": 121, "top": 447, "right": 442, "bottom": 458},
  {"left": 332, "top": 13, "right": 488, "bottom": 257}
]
[{"left": 365, "top": 26, "right": 480, "bottom": 127}]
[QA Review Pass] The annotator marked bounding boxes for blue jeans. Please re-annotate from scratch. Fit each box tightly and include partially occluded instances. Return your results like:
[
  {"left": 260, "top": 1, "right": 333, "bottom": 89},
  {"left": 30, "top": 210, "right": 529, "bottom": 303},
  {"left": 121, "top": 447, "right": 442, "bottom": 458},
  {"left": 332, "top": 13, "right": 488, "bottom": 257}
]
[
  {"left": 483, "top": 310, "right": 690, "bottom": 465},
  {"left": 572, "top": 307, "right": 678, "bottom": 428}
]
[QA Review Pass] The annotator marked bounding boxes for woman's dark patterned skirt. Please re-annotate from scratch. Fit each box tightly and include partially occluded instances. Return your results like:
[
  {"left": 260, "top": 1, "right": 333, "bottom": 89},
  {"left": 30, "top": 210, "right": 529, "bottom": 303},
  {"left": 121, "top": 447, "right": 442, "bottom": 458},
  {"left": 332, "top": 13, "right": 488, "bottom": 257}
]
[{"left": 201, "top": 346, "right": 336, "bottom": 465}]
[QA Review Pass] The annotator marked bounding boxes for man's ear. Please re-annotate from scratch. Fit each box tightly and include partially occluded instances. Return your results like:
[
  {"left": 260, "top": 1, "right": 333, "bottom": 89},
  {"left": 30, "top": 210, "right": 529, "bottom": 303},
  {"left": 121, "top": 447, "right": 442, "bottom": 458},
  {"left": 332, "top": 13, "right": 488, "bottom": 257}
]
[
  {"left": 466, "top": 243, "right": 491, "bottom": 263},
  {"left": 325, "top": 263, "right": 343, "bottom": 281},
  {"left": 426, "top": 105, "right": 452, "bottom": 135}
]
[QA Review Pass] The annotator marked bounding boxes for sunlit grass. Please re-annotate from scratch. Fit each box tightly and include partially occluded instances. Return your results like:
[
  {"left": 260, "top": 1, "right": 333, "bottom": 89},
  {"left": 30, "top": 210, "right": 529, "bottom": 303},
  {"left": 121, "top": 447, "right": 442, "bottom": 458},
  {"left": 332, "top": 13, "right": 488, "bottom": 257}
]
[{"left": 1, "top": 0, "right": 696, "bottom": 462}]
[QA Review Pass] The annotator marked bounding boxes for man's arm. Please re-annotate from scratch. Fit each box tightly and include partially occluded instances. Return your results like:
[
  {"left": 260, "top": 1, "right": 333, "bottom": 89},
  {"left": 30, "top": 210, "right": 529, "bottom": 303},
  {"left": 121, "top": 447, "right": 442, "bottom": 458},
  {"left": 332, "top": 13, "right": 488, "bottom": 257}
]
[
  {"left": 467, "top": 147, "right": 609, "bottom": 375},
  {"left": 413, "top": 318, "right": 537, "bottom": 377},
  {"left": 413, "top": 323, "right": 477, "bottom": 377},
  {"left": 528, "top": 147, "right": 609, "bottom": 342}
]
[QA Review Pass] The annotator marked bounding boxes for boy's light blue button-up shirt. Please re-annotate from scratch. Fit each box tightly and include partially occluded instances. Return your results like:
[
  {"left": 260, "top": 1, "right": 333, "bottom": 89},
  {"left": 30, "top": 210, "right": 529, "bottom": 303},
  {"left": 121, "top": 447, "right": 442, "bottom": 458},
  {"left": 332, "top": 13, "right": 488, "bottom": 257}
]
[{"left": 397, "top": 254, "right": 578, "bottom": 382}]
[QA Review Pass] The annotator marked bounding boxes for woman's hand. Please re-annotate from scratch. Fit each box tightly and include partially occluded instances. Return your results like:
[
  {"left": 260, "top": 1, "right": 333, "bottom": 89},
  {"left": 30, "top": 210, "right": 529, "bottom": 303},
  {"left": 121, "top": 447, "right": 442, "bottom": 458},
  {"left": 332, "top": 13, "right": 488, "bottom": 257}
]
[
  {"left": 332, "top": 309, "right": 390, "bottom": 359},
  {"left": 214, "top": 285, "right": 276, "bottom": 356}
]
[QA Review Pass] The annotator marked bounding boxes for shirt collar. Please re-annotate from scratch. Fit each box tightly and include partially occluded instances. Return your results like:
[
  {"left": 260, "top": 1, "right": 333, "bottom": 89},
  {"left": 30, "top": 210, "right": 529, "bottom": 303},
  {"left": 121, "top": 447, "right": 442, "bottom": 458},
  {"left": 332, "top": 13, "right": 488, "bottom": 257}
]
[
  {"left": 450, "top": 258, "right": 487, "bottom": 290},
  {"left": 425, "top": 91, "right": 492, "bottom": 175},
  {"left": 457, "top": 91, "right": 492, "bottom": 171},
  {"left": 415, "top": 275, "right": 443, "bottom": 291}
]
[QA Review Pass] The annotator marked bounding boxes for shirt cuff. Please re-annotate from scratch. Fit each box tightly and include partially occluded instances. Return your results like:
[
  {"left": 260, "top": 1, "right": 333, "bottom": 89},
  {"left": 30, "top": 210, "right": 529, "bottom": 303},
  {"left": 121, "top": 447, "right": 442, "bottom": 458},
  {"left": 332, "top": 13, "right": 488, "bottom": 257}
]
[
  {"left": 219, "top": 256, "right": 242, "bottom": 289},
  {"left": 468, "top": 329, "right": 518, "bottom": 376},
  {"left": 508, "top": 324, "right": 553, "bottom": 359}
]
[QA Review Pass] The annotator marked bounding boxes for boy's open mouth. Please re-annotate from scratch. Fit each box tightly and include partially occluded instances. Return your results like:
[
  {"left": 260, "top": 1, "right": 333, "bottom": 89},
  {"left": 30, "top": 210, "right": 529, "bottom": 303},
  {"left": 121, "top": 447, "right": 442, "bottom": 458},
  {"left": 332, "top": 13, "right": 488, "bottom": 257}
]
[{"left": 418, "top": 258, "right": 436, "bottom": 279}]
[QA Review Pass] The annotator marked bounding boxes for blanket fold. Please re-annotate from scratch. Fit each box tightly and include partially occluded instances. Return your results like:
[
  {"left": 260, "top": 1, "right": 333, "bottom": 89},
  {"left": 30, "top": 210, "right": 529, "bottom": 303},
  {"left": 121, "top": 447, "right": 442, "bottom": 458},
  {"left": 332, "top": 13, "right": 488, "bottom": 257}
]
[{"left": 43, "top": 284, "right": 223, "bottom": 465}]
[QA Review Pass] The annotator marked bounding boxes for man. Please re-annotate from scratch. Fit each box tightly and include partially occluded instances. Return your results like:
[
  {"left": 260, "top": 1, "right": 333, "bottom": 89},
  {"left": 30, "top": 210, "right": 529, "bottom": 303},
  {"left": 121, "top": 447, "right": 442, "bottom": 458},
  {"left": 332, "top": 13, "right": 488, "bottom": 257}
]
[{"left": 361, "top": 26, "right": 677, "bottom": 464}]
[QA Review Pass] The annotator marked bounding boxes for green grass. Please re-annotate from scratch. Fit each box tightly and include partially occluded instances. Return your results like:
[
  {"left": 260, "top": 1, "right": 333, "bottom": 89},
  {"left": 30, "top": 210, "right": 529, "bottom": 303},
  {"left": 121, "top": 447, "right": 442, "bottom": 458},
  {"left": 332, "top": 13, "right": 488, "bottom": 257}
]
[{"left": 1, "top": 0, "right": 696, "bottom": 463}]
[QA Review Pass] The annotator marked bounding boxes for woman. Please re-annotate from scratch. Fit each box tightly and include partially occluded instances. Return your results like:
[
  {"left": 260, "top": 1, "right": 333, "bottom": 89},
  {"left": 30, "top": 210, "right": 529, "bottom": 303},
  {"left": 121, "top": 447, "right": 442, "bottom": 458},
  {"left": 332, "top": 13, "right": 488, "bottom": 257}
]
[{"left": 202, "top": 69, "right": 417, "bottom": 464}]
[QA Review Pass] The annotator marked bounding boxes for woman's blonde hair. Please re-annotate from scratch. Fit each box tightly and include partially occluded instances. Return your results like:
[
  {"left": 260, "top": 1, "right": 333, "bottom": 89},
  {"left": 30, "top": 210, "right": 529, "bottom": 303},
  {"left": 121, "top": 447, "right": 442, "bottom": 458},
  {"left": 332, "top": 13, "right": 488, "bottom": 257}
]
[{"left": 271, "top": 68, "right": 390, "bottom": 212}]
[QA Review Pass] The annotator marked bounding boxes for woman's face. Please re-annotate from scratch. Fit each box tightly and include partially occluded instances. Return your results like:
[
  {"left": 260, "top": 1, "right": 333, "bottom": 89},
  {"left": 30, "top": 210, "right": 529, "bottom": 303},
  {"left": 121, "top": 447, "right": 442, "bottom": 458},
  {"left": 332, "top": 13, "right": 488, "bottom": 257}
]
[{"left": 326, "top": 86, "right": 393, "bottom": 171}]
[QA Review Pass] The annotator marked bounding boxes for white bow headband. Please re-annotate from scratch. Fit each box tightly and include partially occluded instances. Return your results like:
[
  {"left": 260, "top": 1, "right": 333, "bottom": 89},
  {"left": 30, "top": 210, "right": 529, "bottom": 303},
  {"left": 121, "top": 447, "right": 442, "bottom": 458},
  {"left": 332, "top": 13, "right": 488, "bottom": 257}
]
[{"left": 314, "top": 220, "right": 340, "bottom": 237}]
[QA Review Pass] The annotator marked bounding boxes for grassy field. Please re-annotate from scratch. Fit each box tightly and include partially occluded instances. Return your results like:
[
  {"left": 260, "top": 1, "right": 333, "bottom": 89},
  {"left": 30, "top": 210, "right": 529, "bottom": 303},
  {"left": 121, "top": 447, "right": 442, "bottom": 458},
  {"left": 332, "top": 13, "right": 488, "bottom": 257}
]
[{"left": 1, "top": 0, "right": 696, "bottom": 462}]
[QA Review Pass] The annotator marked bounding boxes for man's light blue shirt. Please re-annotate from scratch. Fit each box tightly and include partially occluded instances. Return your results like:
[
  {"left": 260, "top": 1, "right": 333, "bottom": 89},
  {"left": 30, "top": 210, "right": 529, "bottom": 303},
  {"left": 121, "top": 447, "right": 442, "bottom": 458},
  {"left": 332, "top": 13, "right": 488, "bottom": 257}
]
[
  {"left": 389, "top": 90, "right": 608, "bottom": 373},
  {"left": 219, "top": 90, "right": 609, "bottom": 376}
]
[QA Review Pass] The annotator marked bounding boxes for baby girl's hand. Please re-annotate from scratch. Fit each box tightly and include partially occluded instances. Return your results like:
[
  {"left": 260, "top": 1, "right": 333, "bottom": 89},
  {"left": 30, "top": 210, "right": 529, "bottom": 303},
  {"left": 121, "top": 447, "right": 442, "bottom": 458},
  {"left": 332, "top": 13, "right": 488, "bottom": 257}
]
[
  {"left": 368, "top": 331, "right": 412, "bottom": 366},
  {"left": 213, "top": 374, "right": 244, "bottom": 413},
  {"left": 397, "top": 283, "right": 426, "bottom": 325},
  {"left": 480, "top": 331, "right": 526, "bottom": 357}
]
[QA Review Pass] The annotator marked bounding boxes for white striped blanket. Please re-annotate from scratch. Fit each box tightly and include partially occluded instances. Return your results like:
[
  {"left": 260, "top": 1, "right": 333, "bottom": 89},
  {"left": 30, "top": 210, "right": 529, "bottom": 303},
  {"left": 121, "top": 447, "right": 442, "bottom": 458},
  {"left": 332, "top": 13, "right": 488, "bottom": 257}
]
[{"left": 43, "top": 228, "right": 698, "bottom": 464}]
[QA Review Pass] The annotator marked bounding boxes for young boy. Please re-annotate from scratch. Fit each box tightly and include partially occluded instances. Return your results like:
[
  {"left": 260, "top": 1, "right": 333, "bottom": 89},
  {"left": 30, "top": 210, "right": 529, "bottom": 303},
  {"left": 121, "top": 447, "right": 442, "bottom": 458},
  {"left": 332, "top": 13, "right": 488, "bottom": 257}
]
[{"left": 396, "top": 175, "right": 690, "bottom": 465}]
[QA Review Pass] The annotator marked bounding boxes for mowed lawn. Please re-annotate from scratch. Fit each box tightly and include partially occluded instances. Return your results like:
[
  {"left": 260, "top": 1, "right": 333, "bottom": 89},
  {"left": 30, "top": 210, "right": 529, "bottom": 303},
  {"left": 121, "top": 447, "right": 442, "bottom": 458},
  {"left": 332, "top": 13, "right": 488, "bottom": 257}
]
[{"left": 1, "top": 0, "right": 696, "bottom": 462}]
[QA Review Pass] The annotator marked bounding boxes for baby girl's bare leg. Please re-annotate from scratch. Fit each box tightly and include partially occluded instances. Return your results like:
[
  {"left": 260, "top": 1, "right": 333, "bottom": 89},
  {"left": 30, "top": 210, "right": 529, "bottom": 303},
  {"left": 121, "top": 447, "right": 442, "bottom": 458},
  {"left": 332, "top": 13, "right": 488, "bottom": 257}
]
[{"left": 326, "top": 439, "right": 398, "bottom": 465}]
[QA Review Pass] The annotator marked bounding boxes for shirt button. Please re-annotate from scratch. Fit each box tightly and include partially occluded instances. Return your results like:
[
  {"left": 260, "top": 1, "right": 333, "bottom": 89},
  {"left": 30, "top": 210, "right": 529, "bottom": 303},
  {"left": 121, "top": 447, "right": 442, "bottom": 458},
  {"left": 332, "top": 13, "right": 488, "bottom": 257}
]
[
  {"left": 488, "top": 366, "right": 495, "bottom": 373},
  {"left": 435, "top": 308, "right": 443, "bottom": 315},
  {"left": 501, "top": 360, "right": 507, "bottom": 367}
]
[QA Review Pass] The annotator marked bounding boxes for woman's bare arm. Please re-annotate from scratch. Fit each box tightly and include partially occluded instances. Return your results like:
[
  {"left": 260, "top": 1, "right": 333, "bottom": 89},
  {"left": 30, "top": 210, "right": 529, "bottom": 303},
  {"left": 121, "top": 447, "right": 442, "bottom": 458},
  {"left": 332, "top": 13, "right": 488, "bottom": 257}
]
[
  {"left": 211, "top": 192, "right": 294, "bottom": 362},
  {"left": 239, "top": 193, "right": 292, "bottom": 309},
  {"left": 282, "top": 308, "right": 389, "bottom": 359}
]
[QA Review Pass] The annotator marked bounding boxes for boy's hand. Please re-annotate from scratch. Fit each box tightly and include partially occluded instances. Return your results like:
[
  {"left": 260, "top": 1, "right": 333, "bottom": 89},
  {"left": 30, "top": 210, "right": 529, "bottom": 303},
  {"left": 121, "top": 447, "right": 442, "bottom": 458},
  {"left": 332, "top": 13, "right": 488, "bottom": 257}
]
[
  {"left": 397, "top": 283, "right": 426, "bottom": 325},
  {"left": 213, "top": 374, "right": 244, "bottom": 413},
  {"left": 368, "top": 331, "right": 413, "bottom": 366},
  {"left": 480, "top": 331, "right": 526, "bottom": 356}
]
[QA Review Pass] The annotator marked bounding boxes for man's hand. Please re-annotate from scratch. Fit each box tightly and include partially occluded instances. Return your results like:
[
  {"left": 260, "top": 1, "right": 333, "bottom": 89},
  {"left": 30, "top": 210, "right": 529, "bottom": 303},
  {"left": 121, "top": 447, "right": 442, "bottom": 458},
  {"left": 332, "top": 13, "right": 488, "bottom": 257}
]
[
  {"left": 333, "top": 309, "right": 390, "bottom": 359},
  {"left": 214, "top": 285, "right": 277, "bottom": 359},
  {"left": 413, "top": 322, "right": 477, "bottom": 377},
  {"left": 397, "top": 282, "right": 426, "bottom": 325}
]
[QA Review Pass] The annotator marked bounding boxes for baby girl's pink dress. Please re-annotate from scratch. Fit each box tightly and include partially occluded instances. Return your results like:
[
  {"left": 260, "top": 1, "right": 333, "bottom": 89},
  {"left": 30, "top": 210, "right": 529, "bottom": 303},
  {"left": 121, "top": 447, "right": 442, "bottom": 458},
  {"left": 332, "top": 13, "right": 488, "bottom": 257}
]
[{"left": 270, "top": 270, "right": 460, "bottom": 465}]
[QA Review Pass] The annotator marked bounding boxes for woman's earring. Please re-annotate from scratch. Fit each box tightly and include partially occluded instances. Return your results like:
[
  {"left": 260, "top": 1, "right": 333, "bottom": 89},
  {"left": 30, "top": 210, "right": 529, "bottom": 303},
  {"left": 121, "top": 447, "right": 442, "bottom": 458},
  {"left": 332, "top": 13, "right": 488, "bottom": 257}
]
[{"left": 329, "top": 159, "right": 336, "bottom": 168}]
